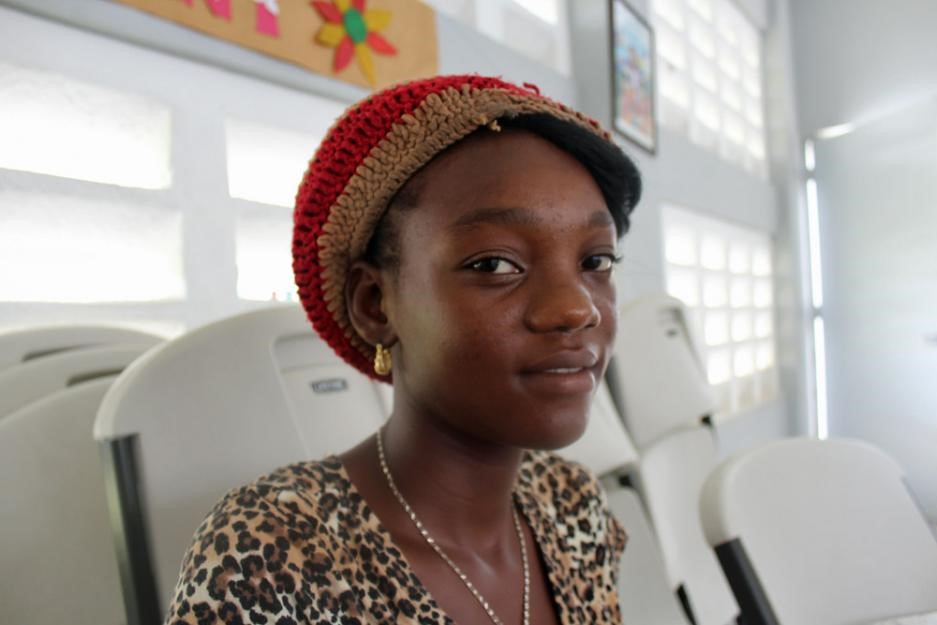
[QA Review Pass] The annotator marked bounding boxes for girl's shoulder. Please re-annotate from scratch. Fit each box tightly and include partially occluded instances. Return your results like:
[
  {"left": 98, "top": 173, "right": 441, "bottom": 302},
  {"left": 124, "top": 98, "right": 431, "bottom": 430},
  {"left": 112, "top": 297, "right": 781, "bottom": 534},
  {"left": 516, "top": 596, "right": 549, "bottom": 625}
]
[
  {"left": 186, "top": 456, "right": 363, "bottom": 555},
  {"left": 164, "top": 457, "right": 363, "bottom": 624}
]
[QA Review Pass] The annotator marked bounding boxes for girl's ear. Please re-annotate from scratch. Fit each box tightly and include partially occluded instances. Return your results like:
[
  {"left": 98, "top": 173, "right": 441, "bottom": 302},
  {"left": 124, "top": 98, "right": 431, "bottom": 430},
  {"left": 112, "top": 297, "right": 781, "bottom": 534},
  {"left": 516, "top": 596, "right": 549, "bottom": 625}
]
[{"left": 345, "top": 259, "right": 396, "bottom": 348}]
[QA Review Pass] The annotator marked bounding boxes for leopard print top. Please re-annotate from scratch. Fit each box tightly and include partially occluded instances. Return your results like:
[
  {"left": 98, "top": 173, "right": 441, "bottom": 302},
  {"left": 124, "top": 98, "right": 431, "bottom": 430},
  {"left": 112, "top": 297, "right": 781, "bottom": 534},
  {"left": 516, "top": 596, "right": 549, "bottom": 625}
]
[{"left": 164, "top": 450, "right": 627, "bottom": 624}]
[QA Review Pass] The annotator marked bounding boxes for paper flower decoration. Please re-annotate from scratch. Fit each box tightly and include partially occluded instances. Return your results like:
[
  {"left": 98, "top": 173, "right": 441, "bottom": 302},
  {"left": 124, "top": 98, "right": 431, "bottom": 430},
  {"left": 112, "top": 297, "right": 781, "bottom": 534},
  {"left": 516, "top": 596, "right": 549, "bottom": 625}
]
[
  {"left": 312, "top": 0, "right": 397, "bottom": 86},
  {"left": 182, "top": 0, "right": 231, "bottom": 19},
  {"left": 255, "top": 0, "right": 280, "bottom": 36}
]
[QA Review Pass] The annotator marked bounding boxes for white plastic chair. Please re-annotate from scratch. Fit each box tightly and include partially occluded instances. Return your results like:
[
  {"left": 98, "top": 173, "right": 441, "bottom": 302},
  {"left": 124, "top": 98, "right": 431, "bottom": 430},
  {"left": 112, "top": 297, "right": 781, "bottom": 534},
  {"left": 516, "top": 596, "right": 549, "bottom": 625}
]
[
  {"left": 700, "top": 438, "right": 937, "bottom": 625},
  {"left": 0, "top": 377, "right": 124, "bottom": 625},
  {"left": 638, "top": 425, "right": 739, "bottom": 625},
  {"left": 559, "top": 381, "right": 691, "bottom": 624},
  {"left": 0, "top": 343, "right": 156, "bottom": 421},
  {"left": 608, "top": 488, "right": 692, "bottom": 625},
  {"left": 0, "top": 325, "right": 159, "bottom": 371},
  {"left": 609, "top": 295, "right": 716, "bottom": 449},
  {"left": 94, "top": 305, "right": 387, "bottom": 625}
]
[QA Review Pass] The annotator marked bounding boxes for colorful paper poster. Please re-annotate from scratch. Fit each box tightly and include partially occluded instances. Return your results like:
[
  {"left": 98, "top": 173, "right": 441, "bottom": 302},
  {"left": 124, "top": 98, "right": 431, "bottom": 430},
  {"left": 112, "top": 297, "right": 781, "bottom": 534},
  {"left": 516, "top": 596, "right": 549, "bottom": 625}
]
[{"left": 114, "top": 0, "right": 438, "bottom": 89}]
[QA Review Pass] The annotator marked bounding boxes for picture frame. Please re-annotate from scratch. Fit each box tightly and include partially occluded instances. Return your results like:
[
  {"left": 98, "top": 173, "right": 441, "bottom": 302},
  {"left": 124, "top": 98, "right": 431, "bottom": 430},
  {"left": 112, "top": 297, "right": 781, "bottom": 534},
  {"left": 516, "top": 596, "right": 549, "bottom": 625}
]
[{"left": 609, "top": 0, "right": 657, "bottom": 154}]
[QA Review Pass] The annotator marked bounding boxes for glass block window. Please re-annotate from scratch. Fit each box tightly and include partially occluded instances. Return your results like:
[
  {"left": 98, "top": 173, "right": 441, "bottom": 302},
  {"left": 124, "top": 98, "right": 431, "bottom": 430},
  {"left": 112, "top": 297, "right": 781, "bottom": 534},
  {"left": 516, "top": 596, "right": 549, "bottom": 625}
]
[
  {"left": 0, "top": 13, "right": 361, "bottom": 336},
  {"left": 0, "top": 192, "right": 184, "bottom": 303},
  {"left": 512, "top": 0, "right": 559, "bottom": 23},
  {"left": 424, "top": 0, "right": 571, "bottom": 74},
  {"left": 650, "top": 0, "right": 766, "bottom": 176},
  {"left": 227, "top": 112, "right": 346, "bottom": 302},
  {"left": 235, "top": 211, "right": 297, "bottom": 302},
  {"left": 0, "top": 62, "right": 171, "bottom": 189},
  {"left": 663, "top": 205, "right": 777, "bottom": 416},
  {"left": 226, "top": 110, "right": 342, "bottom": 208}
]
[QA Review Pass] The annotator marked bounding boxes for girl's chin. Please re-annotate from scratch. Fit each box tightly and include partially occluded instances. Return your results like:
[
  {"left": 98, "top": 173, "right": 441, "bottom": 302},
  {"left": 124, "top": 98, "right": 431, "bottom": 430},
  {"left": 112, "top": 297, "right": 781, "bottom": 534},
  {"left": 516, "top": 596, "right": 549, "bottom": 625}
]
[{"left": 511, "top": 411, "right": 592, "bottom": 452}]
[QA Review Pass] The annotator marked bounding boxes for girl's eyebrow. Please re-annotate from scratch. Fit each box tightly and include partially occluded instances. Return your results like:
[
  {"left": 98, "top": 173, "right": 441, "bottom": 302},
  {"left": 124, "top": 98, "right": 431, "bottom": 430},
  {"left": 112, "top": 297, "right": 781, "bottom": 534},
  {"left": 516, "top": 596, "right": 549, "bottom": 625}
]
[
  {"left": 588, "top": 210, "right": 616, "bottom": 227},
  {"left": 450, "top": 207, "right": 613, "bottom": 231},
  {"left": 450, "top": 207, "right": 538, "bottom": 230}
]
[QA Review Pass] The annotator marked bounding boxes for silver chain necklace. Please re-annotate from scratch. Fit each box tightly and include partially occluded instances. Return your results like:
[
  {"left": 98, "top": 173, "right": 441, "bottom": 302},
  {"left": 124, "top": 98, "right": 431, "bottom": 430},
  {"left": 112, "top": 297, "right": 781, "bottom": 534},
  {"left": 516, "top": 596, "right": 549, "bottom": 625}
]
[{"left": 376, "top": 429, "right": 531, "bottom": 625}]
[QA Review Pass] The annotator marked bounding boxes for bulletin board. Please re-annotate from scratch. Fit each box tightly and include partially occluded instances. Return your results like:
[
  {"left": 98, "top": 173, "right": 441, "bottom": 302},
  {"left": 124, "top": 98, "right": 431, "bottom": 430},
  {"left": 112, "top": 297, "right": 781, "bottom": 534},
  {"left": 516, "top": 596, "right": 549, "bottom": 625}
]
[{"left": 113, "top": 0, "right": 439, "bottom": 89}]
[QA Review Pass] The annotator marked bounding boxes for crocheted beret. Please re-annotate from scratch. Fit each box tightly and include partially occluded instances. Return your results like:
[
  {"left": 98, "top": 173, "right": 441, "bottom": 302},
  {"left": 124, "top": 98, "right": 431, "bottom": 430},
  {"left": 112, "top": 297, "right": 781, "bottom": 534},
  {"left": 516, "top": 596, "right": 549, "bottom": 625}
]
[{"left": 293, "top": 74, "right": 614, "bottom": 381}]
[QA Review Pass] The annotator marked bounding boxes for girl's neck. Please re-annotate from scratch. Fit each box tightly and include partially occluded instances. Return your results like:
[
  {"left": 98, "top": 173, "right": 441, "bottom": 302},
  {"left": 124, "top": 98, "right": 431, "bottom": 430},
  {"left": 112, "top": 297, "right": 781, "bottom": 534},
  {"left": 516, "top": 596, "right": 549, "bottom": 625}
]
[
  {"left": 340, "top": 406, "right": 526, "bottom": 553},
  {"left": 379, "top": 412, "right": 525, "bottom": 549}
]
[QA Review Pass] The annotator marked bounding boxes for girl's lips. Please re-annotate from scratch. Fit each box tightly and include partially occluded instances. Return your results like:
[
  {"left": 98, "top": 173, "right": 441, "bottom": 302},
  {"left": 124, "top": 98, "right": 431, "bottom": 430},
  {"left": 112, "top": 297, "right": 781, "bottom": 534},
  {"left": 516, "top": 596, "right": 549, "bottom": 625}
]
[
  {"left": 519, "top": 365, "right": 598, "bottom": 394},
  {"left": 521, "top": 349, "right": 600, "bottom": 374}
]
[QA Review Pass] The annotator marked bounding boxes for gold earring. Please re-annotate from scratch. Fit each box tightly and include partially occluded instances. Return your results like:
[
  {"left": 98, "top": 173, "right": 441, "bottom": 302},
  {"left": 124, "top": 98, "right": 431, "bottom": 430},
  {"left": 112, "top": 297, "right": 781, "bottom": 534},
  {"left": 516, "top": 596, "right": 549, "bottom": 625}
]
[{"left": 373, "top": 343, "right": 392, "bottom": 376}]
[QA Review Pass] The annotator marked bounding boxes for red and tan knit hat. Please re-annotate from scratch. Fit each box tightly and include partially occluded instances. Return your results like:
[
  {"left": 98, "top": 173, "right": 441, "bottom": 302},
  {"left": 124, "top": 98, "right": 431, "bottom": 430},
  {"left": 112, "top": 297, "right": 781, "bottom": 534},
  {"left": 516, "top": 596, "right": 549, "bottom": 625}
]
[{"left": 293, "top": 74, "right": 614, "bottom": 381}]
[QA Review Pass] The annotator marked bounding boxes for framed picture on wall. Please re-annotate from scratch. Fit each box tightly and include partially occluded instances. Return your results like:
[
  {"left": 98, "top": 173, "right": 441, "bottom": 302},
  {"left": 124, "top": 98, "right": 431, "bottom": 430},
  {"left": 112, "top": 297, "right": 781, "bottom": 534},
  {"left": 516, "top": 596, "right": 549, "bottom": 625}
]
[{"left": 609, "top": 0, "right": 657, "bottom": 153}]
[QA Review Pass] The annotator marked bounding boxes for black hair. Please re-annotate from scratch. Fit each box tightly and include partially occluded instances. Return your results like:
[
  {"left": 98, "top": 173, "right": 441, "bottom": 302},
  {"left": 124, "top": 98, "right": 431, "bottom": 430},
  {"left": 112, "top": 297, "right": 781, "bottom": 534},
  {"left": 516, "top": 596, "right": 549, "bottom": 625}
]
[{"left": 364, "top": 112, "right": 642, "bottom": 269}]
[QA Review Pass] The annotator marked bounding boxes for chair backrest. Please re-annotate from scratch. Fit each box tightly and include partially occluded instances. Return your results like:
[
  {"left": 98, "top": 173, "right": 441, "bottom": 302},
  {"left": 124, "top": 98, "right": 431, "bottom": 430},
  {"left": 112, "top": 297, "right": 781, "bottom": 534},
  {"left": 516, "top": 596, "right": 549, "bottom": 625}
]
[
  {"left": 0, "top": 325, "right": 160, "bottom": 371},
  {"left": 558, "top": 380, "right": 639, "bottom": 476},
  {"left": 610, "top": 295, "right": 716, "bottom": 449},
  {"left": 0, "top": 343, "right": 155, "bottom": 421},
  {"left": 94, "top": 305, "right": 387, "bottom": 624},
  {"left": 608, "top": 487, "right": 692, "bottom": 625},
  {"left": 638, "top": 425, "right": 739, "bottom": 625},
  {"left": 0, "top": 377, "right": 124, "bottom": 625},
  {"left": 700, "top": 438, "right": 937, "bottom": 625}
]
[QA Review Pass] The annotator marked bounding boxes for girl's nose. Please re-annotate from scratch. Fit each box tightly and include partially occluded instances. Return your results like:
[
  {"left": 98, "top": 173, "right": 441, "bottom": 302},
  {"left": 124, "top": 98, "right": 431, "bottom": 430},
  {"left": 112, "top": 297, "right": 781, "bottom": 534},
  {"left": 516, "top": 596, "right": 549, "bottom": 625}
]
[{"left": 524, "top": 276, "right": 601, "bottom": 334}]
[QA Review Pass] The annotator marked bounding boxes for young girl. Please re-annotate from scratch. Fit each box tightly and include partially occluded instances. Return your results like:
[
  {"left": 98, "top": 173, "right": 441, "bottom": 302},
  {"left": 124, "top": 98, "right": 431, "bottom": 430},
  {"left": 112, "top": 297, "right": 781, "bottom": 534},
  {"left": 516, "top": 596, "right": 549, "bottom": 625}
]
[{"left": 165, "top": 74, "right": 642, "bottom": 625}]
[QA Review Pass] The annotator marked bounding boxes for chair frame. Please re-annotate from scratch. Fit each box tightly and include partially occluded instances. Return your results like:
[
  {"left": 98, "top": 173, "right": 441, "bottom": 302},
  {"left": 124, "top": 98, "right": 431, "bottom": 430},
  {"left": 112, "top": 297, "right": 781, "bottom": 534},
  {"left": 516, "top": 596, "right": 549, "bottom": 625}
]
[
  {"left": 100, "top": 436, "right": 163, "bottom": 625},
  {"left": 713, "top": 538, "right": 780, "bottom": 625}
]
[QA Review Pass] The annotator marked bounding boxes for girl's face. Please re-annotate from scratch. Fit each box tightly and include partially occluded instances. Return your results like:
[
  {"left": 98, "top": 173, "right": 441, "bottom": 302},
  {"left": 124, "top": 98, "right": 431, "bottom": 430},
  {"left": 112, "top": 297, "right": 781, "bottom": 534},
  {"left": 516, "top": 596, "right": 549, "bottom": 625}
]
[{"left": 385, "top": 130, "right": 619, "bottom": 450}]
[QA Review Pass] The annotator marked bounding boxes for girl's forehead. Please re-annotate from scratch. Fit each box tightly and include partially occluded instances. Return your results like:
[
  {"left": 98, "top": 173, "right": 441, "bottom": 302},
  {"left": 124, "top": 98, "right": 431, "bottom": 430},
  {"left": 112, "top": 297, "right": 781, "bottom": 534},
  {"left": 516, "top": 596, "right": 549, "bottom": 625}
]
[{"left": 413, "top": 131, "right": 604, "bottom": 210}]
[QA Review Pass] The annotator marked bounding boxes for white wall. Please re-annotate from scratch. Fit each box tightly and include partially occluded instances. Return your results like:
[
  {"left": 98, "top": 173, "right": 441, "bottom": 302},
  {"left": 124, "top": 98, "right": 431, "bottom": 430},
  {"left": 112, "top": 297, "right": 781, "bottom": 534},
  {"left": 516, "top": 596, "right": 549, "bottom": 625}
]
[
  {"left": 568, "top": 0, "right": 804, "bottom": 454},
  {"left": 789, "top": 0, "right": 937, "bottom": 135},
  {"left": 789, "top": 0, "right": 937, "bottom": 517},
  {"left": 813, "top": 98, "right": 937, "bottom": 517}
]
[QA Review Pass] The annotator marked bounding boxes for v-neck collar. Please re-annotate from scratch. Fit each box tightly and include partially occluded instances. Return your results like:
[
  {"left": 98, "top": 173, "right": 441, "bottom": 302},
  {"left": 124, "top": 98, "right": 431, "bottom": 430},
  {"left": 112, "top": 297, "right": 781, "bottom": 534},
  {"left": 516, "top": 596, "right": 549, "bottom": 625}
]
[
  {"left": 513, "top": 451, "right": 584, "bottom": 623},
  {"left": 327, "top": 451, "right": 573, "bottom": 625}
]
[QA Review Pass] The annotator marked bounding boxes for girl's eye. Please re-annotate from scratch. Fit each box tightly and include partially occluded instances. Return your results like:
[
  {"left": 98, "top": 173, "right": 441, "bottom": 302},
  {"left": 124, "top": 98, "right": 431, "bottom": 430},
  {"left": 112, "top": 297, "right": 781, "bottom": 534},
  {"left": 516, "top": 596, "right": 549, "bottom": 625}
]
[
  {"left": 582, "top": 254, "right": 619, "bottom": 272},
  {"left": 468, "top": 257, "right": 521, "bottom": 274}
]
